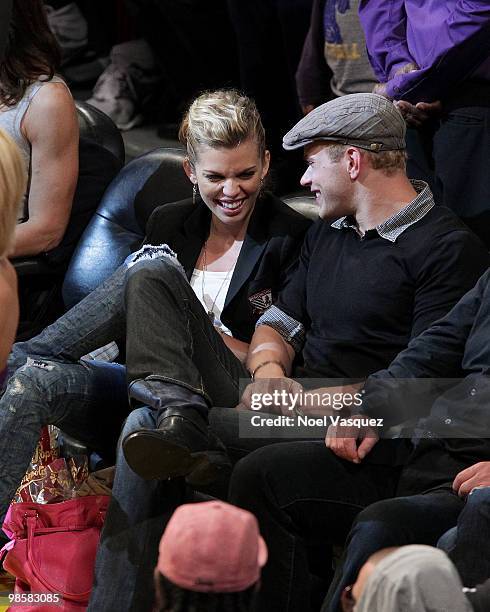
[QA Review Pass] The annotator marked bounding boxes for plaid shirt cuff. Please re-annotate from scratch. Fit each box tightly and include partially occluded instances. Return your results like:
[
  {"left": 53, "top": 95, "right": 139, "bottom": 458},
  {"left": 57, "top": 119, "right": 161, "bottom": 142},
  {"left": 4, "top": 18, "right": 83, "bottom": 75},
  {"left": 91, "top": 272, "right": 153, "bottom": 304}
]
[{"left": 256, "top": 305, "right": 305, "bottom": 353}]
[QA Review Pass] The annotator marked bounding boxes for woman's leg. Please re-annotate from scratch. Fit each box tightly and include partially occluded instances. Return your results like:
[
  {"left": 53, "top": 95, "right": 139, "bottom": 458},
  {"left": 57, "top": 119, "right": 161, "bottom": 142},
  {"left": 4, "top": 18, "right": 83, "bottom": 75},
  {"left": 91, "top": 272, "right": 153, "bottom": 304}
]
[
  {"left": 88, "top": 407, "right": 187, "bottom": 612},
  {"left": 122, "top": 258, "right": 249, "bottom": 481},
  {"left": 9, "top": 262, "right": 130, "bottom": 373},
  {"left": 125, "top": 258, "right": 248, "bottom": 403},
  {"left": 0, "top": 359, "right": 128, "bottom": 523}
]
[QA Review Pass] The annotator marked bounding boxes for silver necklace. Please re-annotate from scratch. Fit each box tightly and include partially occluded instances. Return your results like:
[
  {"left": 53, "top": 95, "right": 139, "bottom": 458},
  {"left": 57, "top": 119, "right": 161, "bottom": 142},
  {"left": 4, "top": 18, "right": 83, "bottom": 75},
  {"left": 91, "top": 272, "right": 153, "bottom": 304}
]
[{"left": 201, "top": 241, "right": 233, "bottom": 323}]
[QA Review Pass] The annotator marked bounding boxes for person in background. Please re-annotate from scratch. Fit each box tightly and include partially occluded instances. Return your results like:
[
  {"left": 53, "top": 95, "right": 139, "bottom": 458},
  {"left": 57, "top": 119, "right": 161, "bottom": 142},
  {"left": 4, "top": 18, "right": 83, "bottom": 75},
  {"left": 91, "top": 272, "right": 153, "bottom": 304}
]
[
  {"left": 87, "top": 0, "right": 239, "bottom": 133},
  {"left": 347, "top": 546, "right": 472, "bottom": 612},
  {"left": 296, "top": 0, "right": 376, "bottom": 113},
  {"left": 227, "top": 0, "right": 314, "bottom": 193},
  {"left": 359, "top": 0, "right": 490, "bottom": 246},
  {"left": 154, "top": 501, "right": 266, "bottom": 612},
  {"left": 0, "top": 129, "right": 26, "bottom": 373},
  {"left": 296, "top": 0, "right": 439, "bottom": 195},
  {"left": 0, "top": 0, "right": 78, "bottom": 258}
]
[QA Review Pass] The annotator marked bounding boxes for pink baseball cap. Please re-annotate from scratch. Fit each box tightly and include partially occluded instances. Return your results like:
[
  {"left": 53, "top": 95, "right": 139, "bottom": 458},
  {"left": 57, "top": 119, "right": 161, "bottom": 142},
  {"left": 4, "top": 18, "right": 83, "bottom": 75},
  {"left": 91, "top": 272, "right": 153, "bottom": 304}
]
[{"left": 157, "top": 501, "right": 268, "bottom": 593}]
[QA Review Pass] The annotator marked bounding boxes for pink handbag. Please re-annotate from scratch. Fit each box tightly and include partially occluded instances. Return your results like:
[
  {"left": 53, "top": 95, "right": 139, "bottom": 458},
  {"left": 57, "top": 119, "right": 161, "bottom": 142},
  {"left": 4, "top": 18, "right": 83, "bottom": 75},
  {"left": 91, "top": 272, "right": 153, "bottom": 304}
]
[{"left": 1, "top": 495, "right": 109, "bottom": 611}]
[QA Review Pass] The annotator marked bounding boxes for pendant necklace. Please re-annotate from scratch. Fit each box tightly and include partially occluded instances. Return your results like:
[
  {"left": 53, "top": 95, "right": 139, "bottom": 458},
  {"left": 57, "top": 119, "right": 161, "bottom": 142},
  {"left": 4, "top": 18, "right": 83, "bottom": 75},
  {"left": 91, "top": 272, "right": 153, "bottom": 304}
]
[{"left": 201, "top": 241, "right": 233, "bottom": 324}]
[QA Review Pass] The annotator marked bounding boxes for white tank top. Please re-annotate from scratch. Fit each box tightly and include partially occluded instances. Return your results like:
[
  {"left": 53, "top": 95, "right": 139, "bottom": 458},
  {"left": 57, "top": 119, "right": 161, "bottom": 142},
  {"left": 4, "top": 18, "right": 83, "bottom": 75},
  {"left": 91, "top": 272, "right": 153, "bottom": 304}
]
[
  {"left": 0, "top": 75, "right": 68, "bottom": 222},
  {"left": 190, "top": 268, "right": 235, "bottom": 336}
]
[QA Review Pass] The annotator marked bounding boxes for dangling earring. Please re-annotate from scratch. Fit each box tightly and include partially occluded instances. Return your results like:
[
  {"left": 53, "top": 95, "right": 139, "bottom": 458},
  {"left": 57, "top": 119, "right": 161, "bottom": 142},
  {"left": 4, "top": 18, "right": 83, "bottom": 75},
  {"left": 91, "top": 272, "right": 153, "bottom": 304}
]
[{"left": 192, "top": 183, "right": 197, "bottom": 205}]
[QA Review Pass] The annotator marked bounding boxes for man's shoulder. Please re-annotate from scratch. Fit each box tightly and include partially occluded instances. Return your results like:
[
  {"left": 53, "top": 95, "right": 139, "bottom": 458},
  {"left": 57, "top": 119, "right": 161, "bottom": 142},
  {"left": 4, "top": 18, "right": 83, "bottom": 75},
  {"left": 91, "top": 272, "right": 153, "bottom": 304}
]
[
  {"left": 401, "top": 205, "right": 490, "bottom": 275},
  {"left": 401, "top": 205, "right": 477, "bottom": 242}
]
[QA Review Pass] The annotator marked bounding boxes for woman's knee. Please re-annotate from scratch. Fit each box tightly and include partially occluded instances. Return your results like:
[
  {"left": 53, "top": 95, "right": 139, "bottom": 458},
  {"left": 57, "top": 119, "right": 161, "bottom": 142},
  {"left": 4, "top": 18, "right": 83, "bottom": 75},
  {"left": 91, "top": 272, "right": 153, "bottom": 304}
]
[{"left": 125, "top": 256, "right": 185, "bottom": 288}]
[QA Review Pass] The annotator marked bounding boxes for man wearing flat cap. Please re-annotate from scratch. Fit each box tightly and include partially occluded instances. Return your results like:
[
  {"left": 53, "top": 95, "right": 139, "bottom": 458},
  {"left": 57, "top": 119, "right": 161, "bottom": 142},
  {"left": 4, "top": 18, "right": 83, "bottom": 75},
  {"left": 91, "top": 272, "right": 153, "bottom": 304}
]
[
  {"left": 228, "top": 93, "right": 489, "bottom": 612},
  {"left": 242, "top": 93, "right": 487, "bottom": 394}
]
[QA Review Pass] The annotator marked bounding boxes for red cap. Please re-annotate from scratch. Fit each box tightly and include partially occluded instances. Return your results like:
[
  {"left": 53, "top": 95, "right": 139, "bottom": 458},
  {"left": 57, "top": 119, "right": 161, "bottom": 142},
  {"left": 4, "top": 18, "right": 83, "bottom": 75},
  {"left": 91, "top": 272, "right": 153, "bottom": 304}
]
[{"left": 157, "top": 501, "right": 268, "bottom": 593}]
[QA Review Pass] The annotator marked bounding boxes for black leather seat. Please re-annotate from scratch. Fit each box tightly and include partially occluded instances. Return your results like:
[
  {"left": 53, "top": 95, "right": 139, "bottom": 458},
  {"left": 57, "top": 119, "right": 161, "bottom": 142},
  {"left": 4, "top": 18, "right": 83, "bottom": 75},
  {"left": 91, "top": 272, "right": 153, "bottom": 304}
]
[
  {"left": 63, "top": 147, "right": 191, "bottom": 307},
  {"left": 76, "top": 100, "right": 125, "bottom": 165}
]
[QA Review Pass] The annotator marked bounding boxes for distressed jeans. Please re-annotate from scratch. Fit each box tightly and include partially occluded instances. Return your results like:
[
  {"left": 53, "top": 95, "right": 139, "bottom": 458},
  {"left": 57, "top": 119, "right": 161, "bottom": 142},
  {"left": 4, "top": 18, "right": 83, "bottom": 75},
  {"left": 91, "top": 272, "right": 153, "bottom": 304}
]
[
  {"left": 0, "top": 263, "right": 131, "bottom": 523},
  {"left": 0, "top": 255, "right": 250, "bottom": 524}
]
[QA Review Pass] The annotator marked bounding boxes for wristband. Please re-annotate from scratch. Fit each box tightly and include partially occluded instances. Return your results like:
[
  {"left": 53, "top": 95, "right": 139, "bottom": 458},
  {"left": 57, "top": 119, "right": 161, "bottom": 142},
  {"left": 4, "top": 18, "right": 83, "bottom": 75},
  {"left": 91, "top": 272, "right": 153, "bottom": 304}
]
[{"left": 250, "top": 360, "right": 287, "bottom": 381}]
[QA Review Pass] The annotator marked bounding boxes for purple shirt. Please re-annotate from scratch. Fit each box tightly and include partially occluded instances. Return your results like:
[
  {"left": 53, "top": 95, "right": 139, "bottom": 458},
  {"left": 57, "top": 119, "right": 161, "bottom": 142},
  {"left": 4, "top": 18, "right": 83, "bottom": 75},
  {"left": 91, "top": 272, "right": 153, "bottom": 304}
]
[{"left": 359, "top": 0, "right": 490, "bottom": 102}]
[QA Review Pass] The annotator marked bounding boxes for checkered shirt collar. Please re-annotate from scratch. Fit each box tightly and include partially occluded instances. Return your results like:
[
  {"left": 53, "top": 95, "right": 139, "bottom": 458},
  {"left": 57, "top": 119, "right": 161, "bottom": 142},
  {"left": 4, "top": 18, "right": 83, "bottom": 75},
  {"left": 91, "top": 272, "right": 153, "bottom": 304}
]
[{"left": 331, "top": 180, "right": 434, "bottom": 242}]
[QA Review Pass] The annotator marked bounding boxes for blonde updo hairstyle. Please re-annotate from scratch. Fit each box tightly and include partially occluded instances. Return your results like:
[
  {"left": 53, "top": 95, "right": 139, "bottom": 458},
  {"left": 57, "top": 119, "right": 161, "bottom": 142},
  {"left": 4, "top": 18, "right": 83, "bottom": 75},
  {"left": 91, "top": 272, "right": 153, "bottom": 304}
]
[
  {"left": 0, "top": 129, "right": 27, "bottom": 257},
  {"left": 179, "top": 90, "right": 267, "bottom": 168}
]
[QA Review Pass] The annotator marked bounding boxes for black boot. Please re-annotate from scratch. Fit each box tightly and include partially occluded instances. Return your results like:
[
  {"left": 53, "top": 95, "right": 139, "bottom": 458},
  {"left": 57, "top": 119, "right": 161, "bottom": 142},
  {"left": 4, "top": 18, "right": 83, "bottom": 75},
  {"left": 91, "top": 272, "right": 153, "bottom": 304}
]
[{"left": 123, "top": 379, "right": 231, "bottom": 484}]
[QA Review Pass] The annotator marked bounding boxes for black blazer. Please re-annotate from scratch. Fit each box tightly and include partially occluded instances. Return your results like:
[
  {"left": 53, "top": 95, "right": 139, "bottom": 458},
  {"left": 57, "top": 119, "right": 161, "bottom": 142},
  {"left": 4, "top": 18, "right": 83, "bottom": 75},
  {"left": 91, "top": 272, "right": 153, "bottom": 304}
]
[{"left": 144, "top": 192, "right": 312, "bottom": 342}]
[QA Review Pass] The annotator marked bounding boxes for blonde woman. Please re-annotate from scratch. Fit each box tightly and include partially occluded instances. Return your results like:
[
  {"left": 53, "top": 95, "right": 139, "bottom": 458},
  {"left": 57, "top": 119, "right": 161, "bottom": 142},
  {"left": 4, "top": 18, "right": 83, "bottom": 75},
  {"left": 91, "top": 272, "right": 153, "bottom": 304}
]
[
  {"left": 0, "top": 129, "right": 26, "bottom": 374},
  {"left": 0, "top": 90, "right": 311, "bottom": 547}
]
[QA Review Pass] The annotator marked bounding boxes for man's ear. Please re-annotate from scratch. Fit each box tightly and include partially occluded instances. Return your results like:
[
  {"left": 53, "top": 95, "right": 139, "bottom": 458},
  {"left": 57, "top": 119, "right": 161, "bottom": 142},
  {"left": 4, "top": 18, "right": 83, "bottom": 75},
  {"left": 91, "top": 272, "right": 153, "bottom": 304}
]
[
  {"left": 345, "top": 147, "right": 362, "bottom": 180},
  {"left": 183, "top": 158, "right": 196, "bottom": 184}
]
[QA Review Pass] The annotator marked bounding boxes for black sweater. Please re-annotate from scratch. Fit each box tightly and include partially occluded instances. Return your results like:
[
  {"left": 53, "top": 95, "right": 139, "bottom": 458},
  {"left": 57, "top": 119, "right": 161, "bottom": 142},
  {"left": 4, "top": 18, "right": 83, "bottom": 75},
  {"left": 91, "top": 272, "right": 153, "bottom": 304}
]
[{"left": 277, "top": 205, "right": 489, "bottom": 379}]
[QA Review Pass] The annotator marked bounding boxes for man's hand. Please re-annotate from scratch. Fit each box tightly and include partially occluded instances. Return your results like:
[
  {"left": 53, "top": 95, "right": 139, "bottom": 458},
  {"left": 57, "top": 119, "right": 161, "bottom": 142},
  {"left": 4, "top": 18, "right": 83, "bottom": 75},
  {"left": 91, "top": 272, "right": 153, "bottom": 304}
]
[
  {"left": 325, "top": 414, "right": 379, "bottom": 463},
  {"left": 453, "top": 462, "right": 490, "bottom": 497},
  {"left": 394, "top": 100, "right": 441, "bottom": 128},
  {"left": 237, "top": 377, "right": 304, "bottom": 416}
]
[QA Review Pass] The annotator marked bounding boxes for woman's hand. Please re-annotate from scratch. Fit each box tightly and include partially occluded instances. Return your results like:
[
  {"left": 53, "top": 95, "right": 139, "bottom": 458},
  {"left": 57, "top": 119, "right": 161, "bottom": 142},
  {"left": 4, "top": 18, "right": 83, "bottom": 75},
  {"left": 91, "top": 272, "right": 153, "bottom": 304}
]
[{"left": 0, "top": 258, "right": 19, "bottom": 368}]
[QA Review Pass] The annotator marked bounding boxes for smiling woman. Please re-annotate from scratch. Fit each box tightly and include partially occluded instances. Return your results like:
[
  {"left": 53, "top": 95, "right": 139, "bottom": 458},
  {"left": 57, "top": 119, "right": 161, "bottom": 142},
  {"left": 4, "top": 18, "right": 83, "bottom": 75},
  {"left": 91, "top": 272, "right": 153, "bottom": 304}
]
[{"left": 181, "top": 90, "right": 269, "bottom": 233}]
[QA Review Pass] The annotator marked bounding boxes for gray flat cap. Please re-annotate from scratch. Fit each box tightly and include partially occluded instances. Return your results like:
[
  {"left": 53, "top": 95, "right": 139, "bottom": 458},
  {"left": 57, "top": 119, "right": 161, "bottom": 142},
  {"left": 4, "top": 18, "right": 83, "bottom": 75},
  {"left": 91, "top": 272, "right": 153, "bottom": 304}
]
[{"left": 283, "top": 93, "right": 406, "bottom": 152}]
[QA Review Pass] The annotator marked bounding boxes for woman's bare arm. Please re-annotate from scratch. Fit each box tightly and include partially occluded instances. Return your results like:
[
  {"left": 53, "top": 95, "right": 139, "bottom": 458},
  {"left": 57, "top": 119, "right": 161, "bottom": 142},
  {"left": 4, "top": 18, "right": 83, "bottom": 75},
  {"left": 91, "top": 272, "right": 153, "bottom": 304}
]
[{"left": 12, "top": 82, "right": 79, "bottom": 257}]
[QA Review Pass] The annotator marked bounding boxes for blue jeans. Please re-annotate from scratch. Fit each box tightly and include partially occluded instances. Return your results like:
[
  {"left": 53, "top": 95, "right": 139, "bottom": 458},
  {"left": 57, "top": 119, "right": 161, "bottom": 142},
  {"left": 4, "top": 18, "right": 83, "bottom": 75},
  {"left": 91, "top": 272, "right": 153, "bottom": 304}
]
[
  {"left": 438, "top": 486, "right": 490, "bottom": 586},
  {"left": 88, "top": 404, "right": 289, "bottom": 611},
  {"left": 0, "top": 263, "right": 131, "bottom": 523},
  {"left": 88, "top": 407, "right": 189, "bottom": 612}
]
